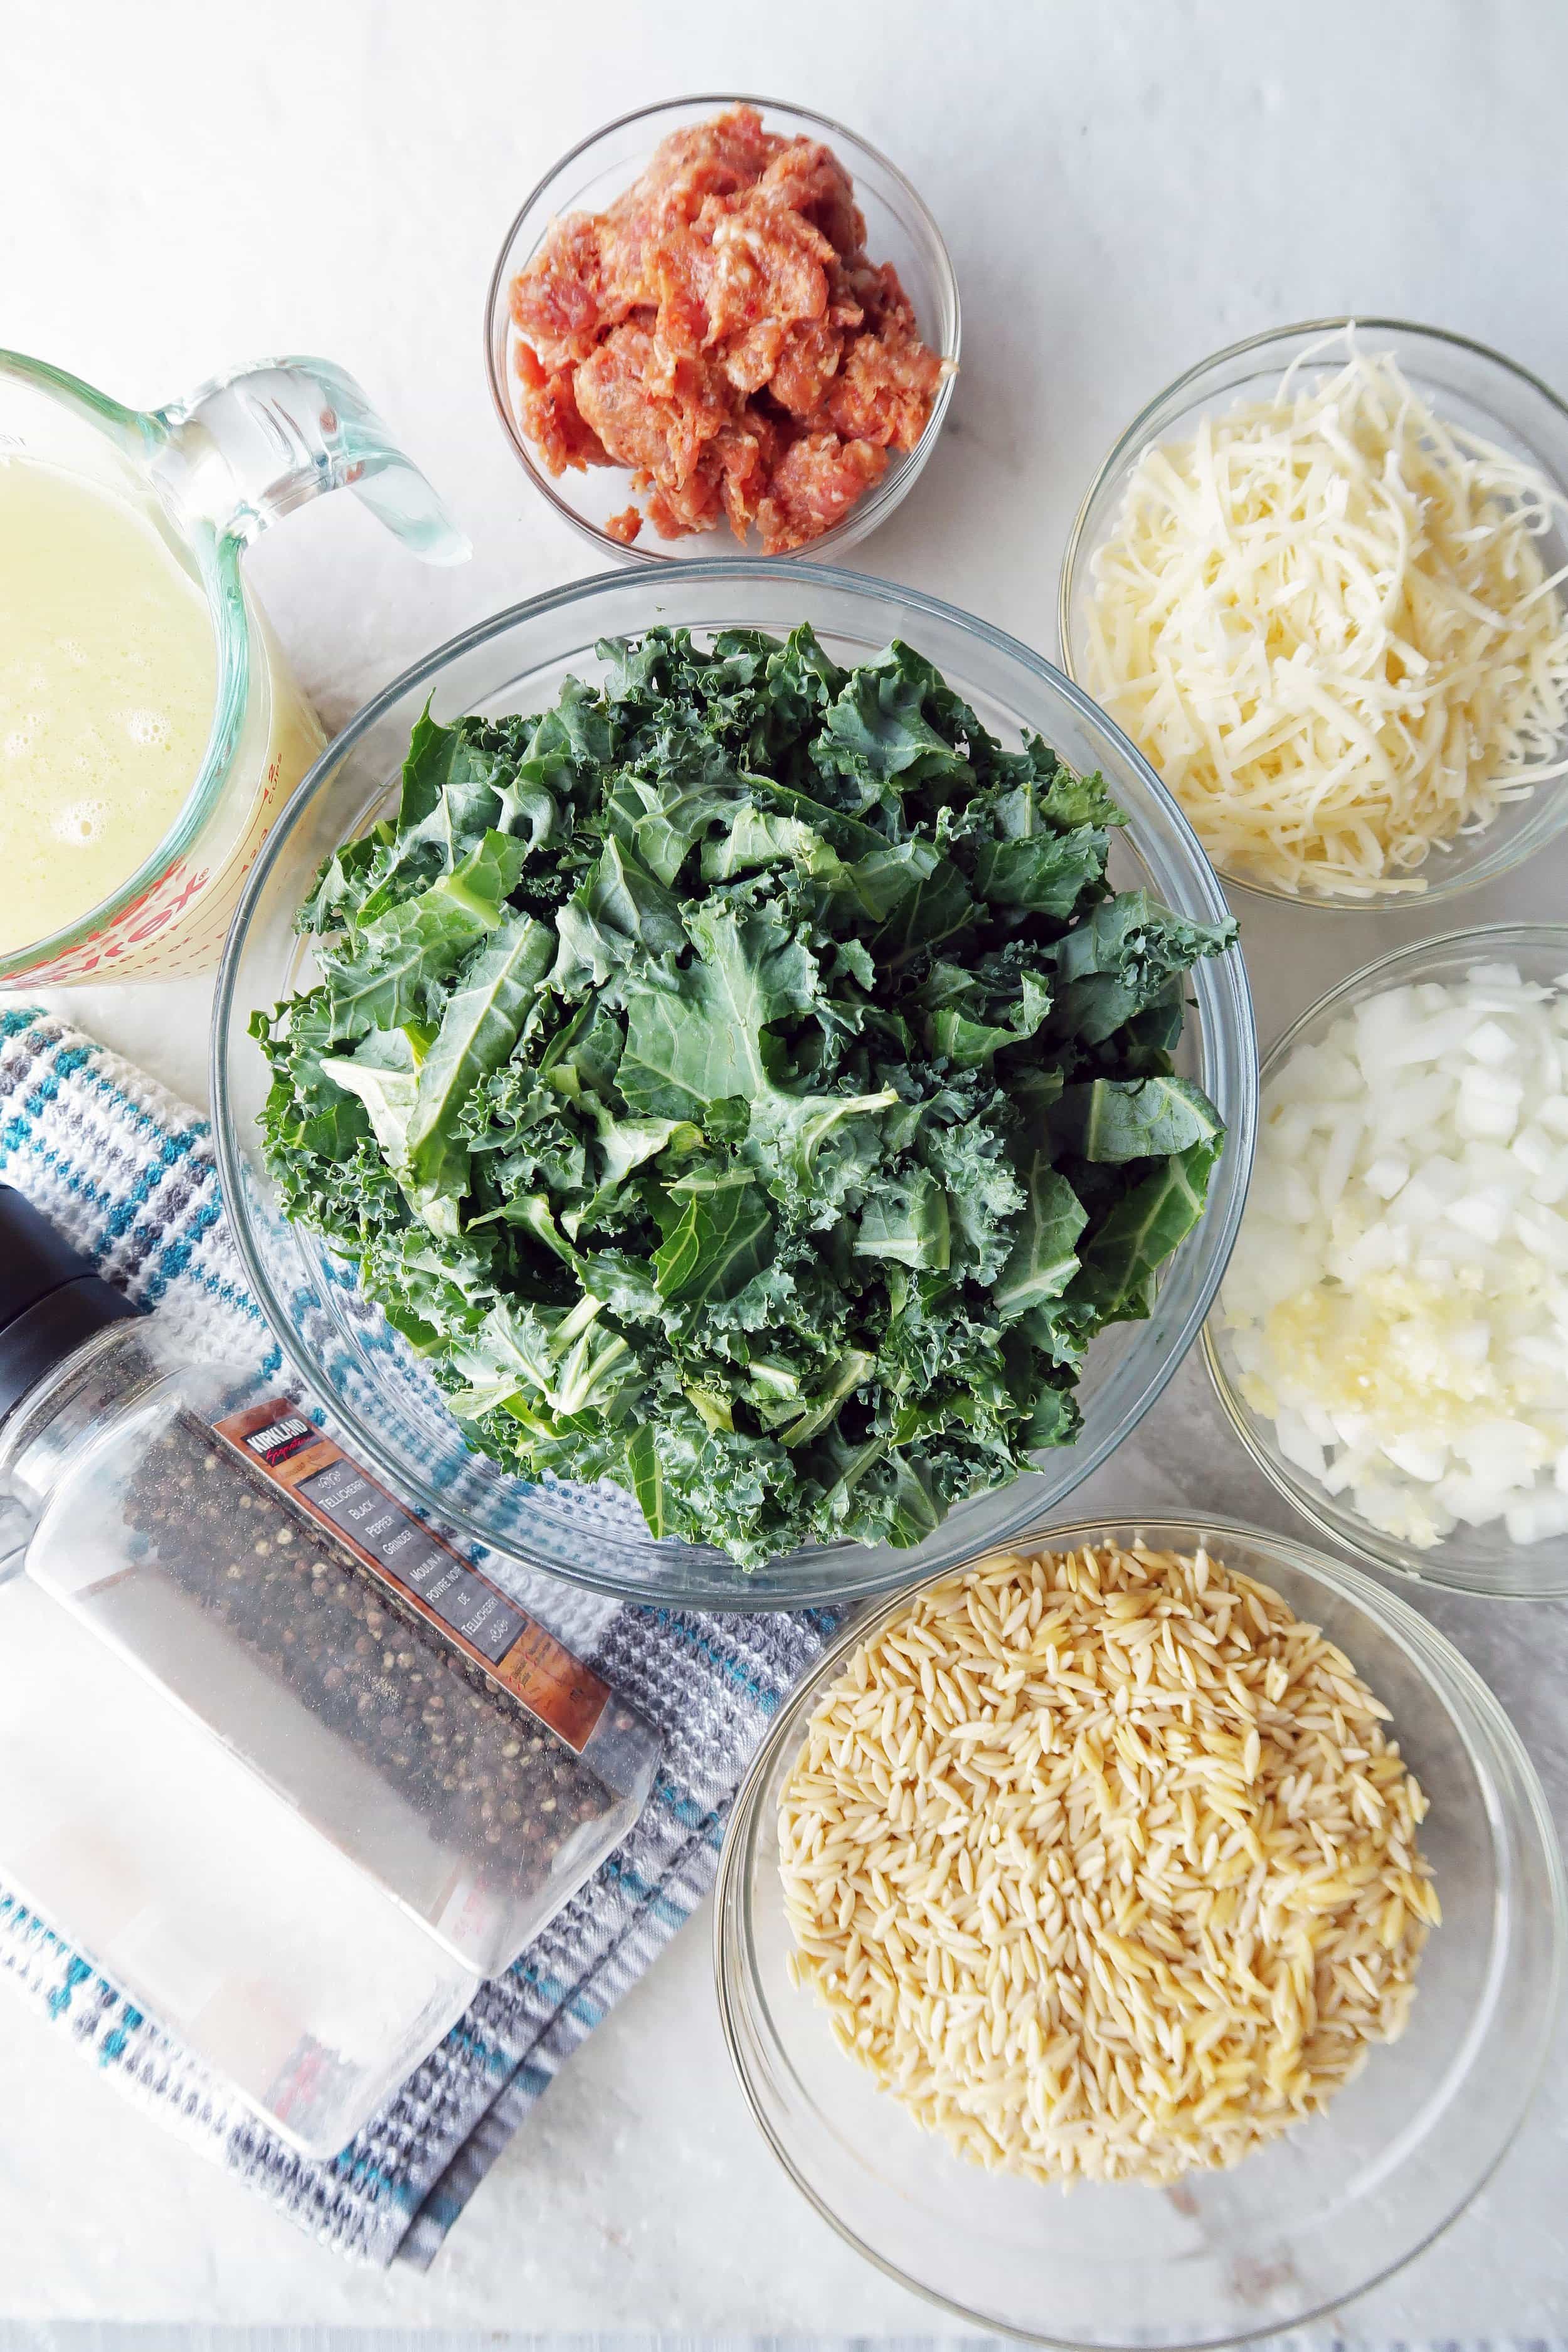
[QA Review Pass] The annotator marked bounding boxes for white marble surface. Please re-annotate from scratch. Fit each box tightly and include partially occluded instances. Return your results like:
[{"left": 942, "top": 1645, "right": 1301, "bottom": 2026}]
[{"left": 4, "top": 0, "right": 1568, "bottom": 2333}]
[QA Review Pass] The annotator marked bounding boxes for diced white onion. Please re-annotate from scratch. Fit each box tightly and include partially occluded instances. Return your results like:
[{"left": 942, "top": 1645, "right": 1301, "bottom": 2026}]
[
  {"left": 1220, "top": 963, "right": 1568, "bottom": 1548},
  {"left": 1362, "top": 1155, "right": 1410, "bottom": 1202}
]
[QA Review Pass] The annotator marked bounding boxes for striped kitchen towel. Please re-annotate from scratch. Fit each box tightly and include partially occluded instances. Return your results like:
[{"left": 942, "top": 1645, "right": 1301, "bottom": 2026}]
[{"left": 0, "top": 1004, "right": 835, "bottom": 2270}]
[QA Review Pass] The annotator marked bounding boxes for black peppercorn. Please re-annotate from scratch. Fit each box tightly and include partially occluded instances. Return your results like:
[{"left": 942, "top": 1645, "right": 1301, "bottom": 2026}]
[{"left": 122, "top": 1414, "right": 621, "bottom": 1917}]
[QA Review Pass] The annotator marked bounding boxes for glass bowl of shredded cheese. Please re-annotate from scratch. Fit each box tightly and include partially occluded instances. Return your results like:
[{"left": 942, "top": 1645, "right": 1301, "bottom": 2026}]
[
  {"left": 1207, "top": 924, "right": 1568, "bottom": 1595},
  {"left": 1060, "top": 321, "right": 1568, "bottom": 908},
  {"left": 715, "top": 1516, "right": 1563, "bottom": 2348}
]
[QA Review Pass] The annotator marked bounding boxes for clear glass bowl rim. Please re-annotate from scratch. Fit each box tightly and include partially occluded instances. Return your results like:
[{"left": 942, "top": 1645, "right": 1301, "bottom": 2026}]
[
  {"left": 1056, "top": 314, "right": 1568, "bottom": 914},
  {"left": 1204, "top": 918, "right": 1568, "bottom": 1595},
  {"left": 482, "top": 92, "right": 962, "bottom": 567},
  {"left": 211, "top": 556, "right": 1257, "bottom": 1609},
  {"left": 712, "top": 1507, "right": 1567, "bottom": 2349}
]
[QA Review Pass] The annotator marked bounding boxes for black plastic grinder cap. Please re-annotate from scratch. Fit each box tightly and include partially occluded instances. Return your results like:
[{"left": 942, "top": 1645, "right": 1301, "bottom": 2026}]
[{"left": 0, "top": 1185, "right": 139, "bottom": 1424}]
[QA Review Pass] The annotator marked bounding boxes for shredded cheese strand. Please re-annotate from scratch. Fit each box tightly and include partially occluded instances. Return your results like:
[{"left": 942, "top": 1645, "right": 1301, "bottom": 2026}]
[{"left": 1085, "top": 349, "right": 1568, "bottom": 898}]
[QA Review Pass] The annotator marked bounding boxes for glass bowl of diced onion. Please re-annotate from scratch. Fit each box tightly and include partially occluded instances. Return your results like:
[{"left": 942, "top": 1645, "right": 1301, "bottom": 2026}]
[
  {"left": 714, "top": 1513, "right": 1564, "bottom": 2348},
  {"left": 1058, "top": 320, "right": 1568, "bottom": 910},
  {"left": 1206, "top": 924, "right": 1568, "bottom": 1595}
]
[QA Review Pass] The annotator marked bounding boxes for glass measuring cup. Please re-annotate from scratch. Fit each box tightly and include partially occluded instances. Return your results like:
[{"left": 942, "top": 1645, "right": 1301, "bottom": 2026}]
[{"left": 0, "top": 351, "right": 468, "bottom": 986}]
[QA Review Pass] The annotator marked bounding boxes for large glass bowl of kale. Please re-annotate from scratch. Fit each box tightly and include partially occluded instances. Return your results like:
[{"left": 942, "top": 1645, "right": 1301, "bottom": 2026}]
[{"left": 215, "top": 563, "right": 1256, "bottom": 1606}]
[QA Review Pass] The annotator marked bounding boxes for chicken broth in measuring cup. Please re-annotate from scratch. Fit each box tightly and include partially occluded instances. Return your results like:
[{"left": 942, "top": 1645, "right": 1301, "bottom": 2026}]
[
  {"left": 0, "top": 349, "right": 465, "bottom": 985},
  {"left": 1, "top": 463, "right": 222, "bottom": 956}
]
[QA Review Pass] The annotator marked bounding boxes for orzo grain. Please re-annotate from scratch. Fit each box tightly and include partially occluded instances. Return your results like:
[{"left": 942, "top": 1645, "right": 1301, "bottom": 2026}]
[{"left": 777, "top": 1540, "right": 1438, "bottom": 2186}]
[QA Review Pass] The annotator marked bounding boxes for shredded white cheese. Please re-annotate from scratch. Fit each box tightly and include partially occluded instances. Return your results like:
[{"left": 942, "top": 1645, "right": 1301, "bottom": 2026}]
[
  {"left": 1084, "top": 346, "right": 1568, "bottom": 898},
  {"left": 1219, "top": 963, "right": 1568, "bottom": 1548}
]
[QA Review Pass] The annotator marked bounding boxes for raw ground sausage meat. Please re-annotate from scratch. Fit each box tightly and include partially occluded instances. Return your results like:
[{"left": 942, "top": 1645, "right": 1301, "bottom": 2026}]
[{"left": 509, "top": 105, "right": 943, "bottom": 553}]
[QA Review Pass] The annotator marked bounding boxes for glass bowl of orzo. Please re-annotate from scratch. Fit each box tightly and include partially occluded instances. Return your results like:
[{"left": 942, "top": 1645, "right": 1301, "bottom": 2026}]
[{"left": 713, "top": 1516, "right": 1563, "bottom": 2349}]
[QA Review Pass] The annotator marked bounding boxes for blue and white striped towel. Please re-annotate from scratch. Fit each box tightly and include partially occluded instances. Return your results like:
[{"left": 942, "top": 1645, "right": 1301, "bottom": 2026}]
[{"left": 0, "top": 1003, "right": 834, "bottom": 2269}]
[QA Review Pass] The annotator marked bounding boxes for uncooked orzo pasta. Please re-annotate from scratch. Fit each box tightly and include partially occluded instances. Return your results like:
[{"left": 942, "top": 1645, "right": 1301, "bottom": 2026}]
[{"left": 777, "top": 1539, "right": 1439, "bottom": 2186}]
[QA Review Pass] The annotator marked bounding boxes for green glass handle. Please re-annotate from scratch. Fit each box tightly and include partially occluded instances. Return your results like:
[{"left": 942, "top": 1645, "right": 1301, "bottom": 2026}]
[{"left": 146, "top": 356, "right": 470, "bottom": 566}]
